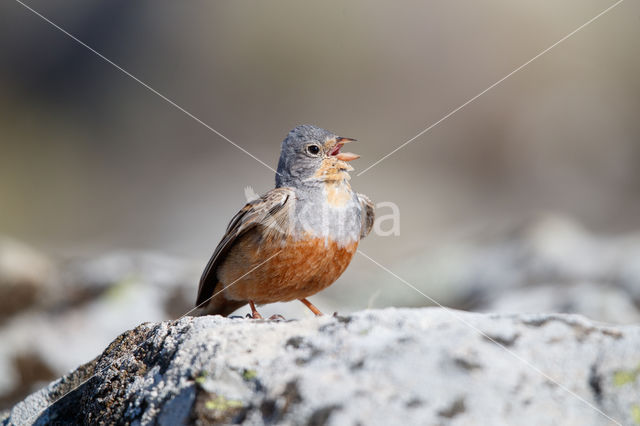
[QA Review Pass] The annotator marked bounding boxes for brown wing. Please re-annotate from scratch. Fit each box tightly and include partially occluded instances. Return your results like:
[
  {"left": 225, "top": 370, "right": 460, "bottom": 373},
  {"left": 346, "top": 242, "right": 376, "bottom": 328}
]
[
  {"left": 357, "top": 193, "right": 375, "bottom": 239},
  {"left": 195, "top": 187, "right": 295, "bottom": 307}
]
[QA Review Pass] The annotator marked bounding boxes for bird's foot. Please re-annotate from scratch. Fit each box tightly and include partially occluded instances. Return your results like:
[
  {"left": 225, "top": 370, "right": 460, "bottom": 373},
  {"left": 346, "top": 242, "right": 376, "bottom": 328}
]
[
  {"left": 247, "top": 300, "right": 263, "bottom": 320},
  {"left": 299, "top": 298, "right": 323, "bottom": 316},
  {"left": 268, "top": 314, "right": 286, "bottom": 321}
]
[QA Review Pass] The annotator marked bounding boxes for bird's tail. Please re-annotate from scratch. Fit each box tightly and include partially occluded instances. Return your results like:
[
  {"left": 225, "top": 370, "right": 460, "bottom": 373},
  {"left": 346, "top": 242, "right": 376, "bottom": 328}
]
[{"left": 194, "top": 290, "right": 247, "bottom": 317}]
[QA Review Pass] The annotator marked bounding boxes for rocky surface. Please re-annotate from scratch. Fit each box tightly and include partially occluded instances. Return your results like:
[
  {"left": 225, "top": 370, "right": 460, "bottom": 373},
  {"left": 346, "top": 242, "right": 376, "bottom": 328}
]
[
  {"left": 2, "top": 216, "right": 640, "bottom": 411},
  {"left": 368, "top": 215, "right": 640, "bottom": 323},
  {"left": 0, "top": 244, "right": 333, "bottom": 411},
  {"left": 3, "top": 308, "right": 640, "bottom": 425},
  {"left": 0, "top": 238, "right": 55, "bottom": 323},
  {"left": 0, "top": 248, "right": 201, "bottom": 410}
]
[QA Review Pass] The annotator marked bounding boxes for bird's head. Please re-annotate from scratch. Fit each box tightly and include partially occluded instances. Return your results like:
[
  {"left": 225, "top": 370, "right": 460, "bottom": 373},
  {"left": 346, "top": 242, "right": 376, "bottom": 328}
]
[{"left": 276, "top": 124, "right": 359, "bottom": 188}]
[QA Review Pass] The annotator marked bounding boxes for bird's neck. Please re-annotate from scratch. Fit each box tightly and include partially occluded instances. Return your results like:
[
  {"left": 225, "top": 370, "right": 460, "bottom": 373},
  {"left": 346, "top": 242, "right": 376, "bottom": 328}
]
[
  {"left": 276, "top": 159, "right": 353, "bottom": 190},
  {"left": 276, "top": 175, "right": 352, "bottom": 199}
]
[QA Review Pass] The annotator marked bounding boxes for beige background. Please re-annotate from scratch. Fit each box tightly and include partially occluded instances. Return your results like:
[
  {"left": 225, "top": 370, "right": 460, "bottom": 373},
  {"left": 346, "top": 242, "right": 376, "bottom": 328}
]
[{"left": 1, "top": 0, "right": 639, "bottom": 277}]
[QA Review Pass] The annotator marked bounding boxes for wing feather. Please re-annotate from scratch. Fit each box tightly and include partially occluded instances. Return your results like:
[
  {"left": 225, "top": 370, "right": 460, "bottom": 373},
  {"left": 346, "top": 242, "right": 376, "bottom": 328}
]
[
  {"left": 357, "top": 193, "right": 375, "bottom": 239},
  {"left": 195, "top": 187, "right": 295, "bottom": 307}
]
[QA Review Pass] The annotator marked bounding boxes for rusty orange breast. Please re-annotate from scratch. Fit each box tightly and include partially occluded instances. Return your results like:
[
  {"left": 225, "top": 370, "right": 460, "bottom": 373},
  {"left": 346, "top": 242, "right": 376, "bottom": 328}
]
[{"left": 218, "top": 231, "right": 358, "bottom": 304}]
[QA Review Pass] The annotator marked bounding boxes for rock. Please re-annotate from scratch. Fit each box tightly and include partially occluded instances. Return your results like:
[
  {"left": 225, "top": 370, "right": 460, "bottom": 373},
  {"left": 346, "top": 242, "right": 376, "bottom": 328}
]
[
  {"left": 3, "top": 308, "right": 639, "bottom": 425},
  {"left": 374, "top": 215, "right": 640, "bottom": 322},
  {"left": 3, "top": 218, "right": 640, "bottom": 420},
  {"left": 0, "top": 251, "right": 200, "bottom": 411},
  {"left": 483, "top": 282, "right": 640, "bottom": 325},
  {"left": 0, "top": 245, "right": 331, "bottom": 411},
  {"left": 0, "top": 238, "right": 55, "bottom": 323}
]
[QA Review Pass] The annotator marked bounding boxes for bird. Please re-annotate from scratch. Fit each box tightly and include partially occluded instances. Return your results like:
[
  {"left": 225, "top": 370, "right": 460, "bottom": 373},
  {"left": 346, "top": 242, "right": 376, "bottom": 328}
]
[{"left": 195, "top": 124, "right": 375, "bottom": 318}]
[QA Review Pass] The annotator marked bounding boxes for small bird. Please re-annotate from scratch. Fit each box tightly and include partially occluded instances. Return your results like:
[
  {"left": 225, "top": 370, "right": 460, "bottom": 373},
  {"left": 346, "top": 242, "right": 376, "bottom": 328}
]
[{"left": 195, "top": 125, "right": 374, "bottom": 318}]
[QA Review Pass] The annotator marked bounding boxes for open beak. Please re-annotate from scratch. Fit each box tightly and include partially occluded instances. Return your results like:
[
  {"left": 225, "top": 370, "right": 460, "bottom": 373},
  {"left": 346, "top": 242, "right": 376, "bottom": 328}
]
[{"left": 330, "top": 137, "right": 360, "bottom": 162}]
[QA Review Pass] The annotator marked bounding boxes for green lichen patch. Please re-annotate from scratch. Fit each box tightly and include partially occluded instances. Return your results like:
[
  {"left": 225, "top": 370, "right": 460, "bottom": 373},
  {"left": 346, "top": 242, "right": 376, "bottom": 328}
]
[
  {"left": 105, "top": 277, "right": 138, "bottom": 301},
  {"left": 613, "top": 364, "right": 640, "bottom": 387},
  {"left": 194, "top": 371, "right": 208, "bottom": 385},
  {"left": 631, "top": 404, "right": 640, "bottom": 425},
  {"left": 242, "top": 369, "right": 257, "bottom": 380},
  {"left": 192, "top": 389, "right": 246, "bottom": 424},
  {"left": 204, "top": 395, "right": 244, "bottom": 411}
]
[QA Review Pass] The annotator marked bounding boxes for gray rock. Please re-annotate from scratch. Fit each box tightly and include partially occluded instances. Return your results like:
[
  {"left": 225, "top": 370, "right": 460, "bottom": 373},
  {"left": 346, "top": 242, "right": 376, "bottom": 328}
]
[
  {"left": 0, "top": 250, "right": 201, "bottom": 411},
  {"left": 376, "top": 215, "right": 640, "bottom": 321},
  {"left": 0, "top": 238, "right": 55, "bottom": 323},
  {"left": 3, "top": 308, "right": 639, "bottom": 425},
  {"left": 483, "top": 282, "right": 640, "bottom": 325}
]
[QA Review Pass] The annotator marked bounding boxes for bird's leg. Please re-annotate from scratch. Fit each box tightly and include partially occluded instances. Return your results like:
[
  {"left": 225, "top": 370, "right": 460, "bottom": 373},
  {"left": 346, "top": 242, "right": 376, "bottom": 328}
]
[
  {"left": 299, "top": 298, "right": 323, "bottom": 316},
  {"left": 248, "top": 300, "right": 263, "bottom": 319}
]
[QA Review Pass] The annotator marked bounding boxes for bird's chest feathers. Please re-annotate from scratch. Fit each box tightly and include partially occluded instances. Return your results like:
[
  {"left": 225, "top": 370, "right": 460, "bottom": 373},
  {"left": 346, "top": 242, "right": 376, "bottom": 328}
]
[
  {"left": 323, "top": 180, "right": 353, "bottom": 207},
  {"left": 291, "top": 180, "right": 360, "bottom": 244}
]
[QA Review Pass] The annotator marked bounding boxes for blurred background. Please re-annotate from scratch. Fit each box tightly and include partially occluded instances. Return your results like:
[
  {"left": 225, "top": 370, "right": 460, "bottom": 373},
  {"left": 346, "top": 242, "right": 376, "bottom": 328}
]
[{"left": 1, "top": 0, "right": 639, "bottom": 410}]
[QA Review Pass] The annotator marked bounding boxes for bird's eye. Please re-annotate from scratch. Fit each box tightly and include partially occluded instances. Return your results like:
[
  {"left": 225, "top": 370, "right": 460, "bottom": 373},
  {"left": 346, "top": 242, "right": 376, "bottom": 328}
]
[{"left": 306, "top": 144, "right": 321, "bottom": 156}]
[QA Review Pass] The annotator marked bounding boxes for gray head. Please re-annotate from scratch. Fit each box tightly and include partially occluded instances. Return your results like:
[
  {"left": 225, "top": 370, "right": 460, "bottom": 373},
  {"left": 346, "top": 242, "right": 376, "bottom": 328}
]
[{"left": 275, "top": 124, "right": 359, "bottom": 188}]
